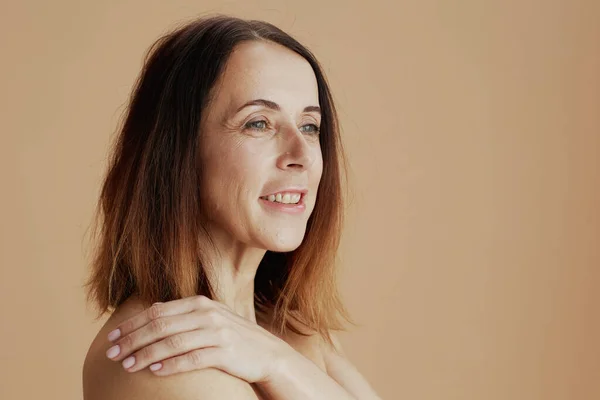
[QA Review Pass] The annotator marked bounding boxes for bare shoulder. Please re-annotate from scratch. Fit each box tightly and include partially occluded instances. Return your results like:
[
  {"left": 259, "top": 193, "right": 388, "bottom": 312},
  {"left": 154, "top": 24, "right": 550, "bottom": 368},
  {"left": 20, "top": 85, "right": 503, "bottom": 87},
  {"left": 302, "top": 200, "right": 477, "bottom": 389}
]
[
  {"left": 319, "top": 330, "right": 382, "bottom": 400},
  {"left": 268, "top": 318, "right": 328, "bottom": 373},
  {"left": 82, "top": 296, "right": 259, "bottom": 400}
]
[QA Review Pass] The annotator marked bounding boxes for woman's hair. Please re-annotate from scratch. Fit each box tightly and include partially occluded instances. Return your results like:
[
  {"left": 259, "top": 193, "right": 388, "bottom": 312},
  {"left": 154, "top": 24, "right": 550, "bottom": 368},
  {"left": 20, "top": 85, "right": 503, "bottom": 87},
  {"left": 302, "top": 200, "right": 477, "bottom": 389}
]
[{"left": 83, "top": 14, "right": 351, "bottom": 343}]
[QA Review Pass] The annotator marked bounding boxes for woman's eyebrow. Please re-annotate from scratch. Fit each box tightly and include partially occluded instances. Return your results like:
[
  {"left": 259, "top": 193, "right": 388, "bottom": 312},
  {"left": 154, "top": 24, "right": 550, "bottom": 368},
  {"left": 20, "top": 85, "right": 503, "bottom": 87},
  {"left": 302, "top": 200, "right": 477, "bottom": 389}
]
[{"left": 235, "top": 98, "right": 321, "bottom": 114}]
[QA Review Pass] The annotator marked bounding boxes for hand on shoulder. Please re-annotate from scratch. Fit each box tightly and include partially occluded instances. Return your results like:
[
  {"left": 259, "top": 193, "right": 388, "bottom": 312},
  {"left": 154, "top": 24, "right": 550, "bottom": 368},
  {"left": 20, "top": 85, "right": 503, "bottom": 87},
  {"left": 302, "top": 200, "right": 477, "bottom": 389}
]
[{"left": 82, "top": 297, "right": 260, "bottom": 400}]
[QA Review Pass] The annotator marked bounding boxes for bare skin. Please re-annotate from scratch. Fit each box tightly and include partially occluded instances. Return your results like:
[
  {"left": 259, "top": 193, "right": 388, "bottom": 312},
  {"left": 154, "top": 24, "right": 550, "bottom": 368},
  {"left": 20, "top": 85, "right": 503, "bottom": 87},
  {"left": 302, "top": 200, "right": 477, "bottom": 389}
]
[{"left": 83, "top": 294, "right": 328, "bottom": 399}]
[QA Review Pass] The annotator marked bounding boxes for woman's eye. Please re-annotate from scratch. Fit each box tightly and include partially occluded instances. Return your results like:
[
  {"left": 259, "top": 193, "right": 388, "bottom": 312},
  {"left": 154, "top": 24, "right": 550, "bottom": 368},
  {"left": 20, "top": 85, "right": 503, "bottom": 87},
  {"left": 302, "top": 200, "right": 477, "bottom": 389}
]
[
  {"left": 300, "top": 124, "right": 320, "bottom": 135},
  {"left": 244, "top": 120, "right": 319, "bottom": 135},
  {"left": 245, "top": 120, "right": 269, "bottom": 131}
]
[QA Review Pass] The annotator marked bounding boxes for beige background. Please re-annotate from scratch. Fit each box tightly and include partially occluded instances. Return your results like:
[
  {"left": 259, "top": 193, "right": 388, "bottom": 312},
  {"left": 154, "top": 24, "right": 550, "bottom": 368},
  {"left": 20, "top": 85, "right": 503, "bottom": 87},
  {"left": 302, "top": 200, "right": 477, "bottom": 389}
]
[{"left": 1, "top": 0, "right": 599, "bottom": 399}]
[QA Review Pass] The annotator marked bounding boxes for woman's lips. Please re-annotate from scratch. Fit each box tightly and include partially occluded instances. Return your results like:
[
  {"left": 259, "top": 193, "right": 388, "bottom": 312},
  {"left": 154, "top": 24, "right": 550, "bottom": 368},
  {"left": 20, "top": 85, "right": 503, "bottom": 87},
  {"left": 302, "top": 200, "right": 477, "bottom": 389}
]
[
  {"left": 258, "top": 196, "right": 306, "bottom": 214},
  {"left": 260, "top": 189, "right": 308, "bottom": 197}
]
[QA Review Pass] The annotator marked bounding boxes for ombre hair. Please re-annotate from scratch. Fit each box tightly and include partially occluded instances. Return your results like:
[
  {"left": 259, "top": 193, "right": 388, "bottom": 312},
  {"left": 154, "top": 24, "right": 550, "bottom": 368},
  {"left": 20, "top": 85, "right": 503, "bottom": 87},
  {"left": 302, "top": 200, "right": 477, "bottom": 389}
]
[{"left": 83, "top": 14, "right": 351, "bottom": 344}]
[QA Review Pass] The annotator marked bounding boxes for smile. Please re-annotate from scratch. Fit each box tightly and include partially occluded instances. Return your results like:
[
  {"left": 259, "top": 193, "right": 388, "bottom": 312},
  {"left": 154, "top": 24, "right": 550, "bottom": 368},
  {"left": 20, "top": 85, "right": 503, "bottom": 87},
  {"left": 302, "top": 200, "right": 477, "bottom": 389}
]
[
  {"left": 259, "top": 192, "right": 302, "bottom": 204},
  {"left": 259, "top": 191, "right": 306, "bottom": 214}
]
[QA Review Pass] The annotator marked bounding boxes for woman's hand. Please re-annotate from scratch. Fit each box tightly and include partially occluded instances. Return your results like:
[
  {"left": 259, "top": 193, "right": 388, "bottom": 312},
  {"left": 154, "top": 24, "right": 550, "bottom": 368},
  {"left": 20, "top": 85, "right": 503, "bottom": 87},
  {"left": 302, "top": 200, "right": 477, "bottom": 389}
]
[{"left": 104, "top": 295, "right": 291, "bottom": 382}]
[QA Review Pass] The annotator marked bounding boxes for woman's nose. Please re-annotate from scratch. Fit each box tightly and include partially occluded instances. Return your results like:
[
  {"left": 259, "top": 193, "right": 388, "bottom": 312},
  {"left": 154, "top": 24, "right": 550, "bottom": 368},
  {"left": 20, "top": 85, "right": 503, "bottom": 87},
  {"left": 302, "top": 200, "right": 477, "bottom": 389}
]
[{"left": 276, "top": 127, "right": 315, "bottom": 171}]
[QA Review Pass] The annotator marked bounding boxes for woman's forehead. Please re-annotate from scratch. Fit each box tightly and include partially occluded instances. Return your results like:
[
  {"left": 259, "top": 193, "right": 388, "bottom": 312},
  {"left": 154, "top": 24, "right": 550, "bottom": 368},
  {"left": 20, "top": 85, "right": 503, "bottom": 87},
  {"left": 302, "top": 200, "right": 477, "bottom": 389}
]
[{"left": 213, "top": 41, "right": 320, "bottom": 115}]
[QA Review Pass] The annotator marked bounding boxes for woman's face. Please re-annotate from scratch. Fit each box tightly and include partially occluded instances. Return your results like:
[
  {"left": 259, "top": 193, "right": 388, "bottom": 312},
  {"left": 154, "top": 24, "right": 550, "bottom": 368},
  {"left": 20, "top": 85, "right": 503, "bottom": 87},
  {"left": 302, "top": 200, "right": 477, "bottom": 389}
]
[{"left": 198, "top": 40, "right": 323, "bottom": 252}]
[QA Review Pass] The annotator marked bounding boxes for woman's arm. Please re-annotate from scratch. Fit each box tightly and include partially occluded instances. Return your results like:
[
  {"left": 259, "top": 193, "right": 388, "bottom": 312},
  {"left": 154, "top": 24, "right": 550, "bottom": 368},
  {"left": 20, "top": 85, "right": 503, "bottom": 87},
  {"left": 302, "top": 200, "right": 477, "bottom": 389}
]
[
  {"left": 100, "top": 297, "right": 380, "bottom": 399},
  {"left": 256, "top": 345, "right": 358, "bottom": 400},
  {"left": 255, "top": 331, "right": 382, "bottom": 400}
]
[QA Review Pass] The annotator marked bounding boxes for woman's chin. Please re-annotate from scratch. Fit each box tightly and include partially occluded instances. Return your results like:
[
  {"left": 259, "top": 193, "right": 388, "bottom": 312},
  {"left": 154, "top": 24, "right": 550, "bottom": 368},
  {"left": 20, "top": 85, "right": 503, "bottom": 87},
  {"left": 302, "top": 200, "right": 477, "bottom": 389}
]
[{"left": 263, "top": 236, "right": 304, "bottom": 253}]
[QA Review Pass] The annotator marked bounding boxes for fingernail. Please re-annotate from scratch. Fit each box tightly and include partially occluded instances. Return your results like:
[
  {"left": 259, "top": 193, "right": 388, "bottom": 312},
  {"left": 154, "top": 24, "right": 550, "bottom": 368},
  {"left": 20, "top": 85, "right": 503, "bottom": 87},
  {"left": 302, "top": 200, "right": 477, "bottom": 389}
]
[
  {"left": 149, "top": 363, "right": 162, "bottom": 371},
  {"left": 106, "top": 345, "right": 120, "bottom": 359},
  {"left": 107, "top": 329, "right": 121, "bottom": 341},
  {"left": 122, "top": 356, "right": 135, "bottom": 369}
]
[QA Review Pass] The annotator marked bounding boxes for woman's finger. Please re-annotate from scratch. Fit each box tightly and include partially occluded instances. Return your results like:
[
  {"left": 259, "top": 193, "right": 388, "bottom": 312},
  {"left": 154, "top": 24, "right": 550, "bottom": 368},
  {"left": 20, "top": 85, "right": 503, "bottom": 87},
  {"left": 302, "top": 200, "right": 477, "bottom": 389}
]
[
  {"left": 150, "top": 347, "right": 225, "bottom": 376},
  {"left": 108, "top": 295, "right": 223, "bottom": 342},
  {"left": 120, "top": 329, "right": 221, "bottom": 373},
  {"left": 106, "top": 312, "right": 213, "bottom": 362}
]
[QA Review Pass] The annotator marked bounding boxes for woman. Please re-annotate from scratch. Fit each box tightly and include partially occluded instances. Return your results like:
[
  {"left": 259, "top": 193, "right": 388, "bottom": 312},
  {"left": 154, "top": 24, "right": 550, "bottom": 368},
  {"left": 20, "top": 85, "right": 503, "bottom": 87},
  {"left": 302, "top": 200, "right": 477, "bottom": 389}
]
[{"left": 82, "top": 14, "right": 382, "bottom": 399}]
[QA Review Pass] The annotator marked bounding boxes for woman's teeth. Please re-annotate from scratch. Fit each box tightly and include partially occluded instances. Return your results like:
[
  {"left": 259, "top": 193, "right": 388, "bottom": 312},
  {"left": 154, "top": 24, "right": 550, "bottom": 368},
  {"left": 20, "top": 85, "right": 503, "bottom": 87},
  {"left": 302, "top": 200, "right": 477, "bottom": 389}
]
[{"left": 261, "top": 192, "right": 302, "bottom": 204}]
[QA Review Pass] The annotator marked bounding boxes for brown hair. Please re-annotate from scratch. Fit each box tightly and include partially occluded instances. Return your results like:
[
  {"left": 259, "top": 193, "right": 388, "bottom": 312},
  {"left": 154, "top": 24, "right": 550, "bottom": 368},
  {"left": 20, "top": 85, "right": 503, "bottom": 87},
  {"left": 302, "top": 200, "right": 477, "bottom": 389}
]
[{"left": 83, "top": 14, "right": 351, "bottom": 344}]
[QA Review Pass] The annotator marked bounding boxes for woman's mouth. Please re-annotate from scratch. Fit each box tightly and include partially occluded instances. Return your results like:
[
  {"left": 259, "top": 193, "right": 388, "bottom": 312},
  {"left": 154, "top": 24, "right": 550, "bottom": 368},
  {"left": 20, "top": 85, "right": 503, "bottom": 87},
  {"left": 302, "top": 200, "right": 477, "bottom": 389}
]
[
  {"left": 259, "top": 192, "right": 302, "bottom": 204},
  {"left": 259, "top": 191, "right": 306, "bottom": 214}
]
